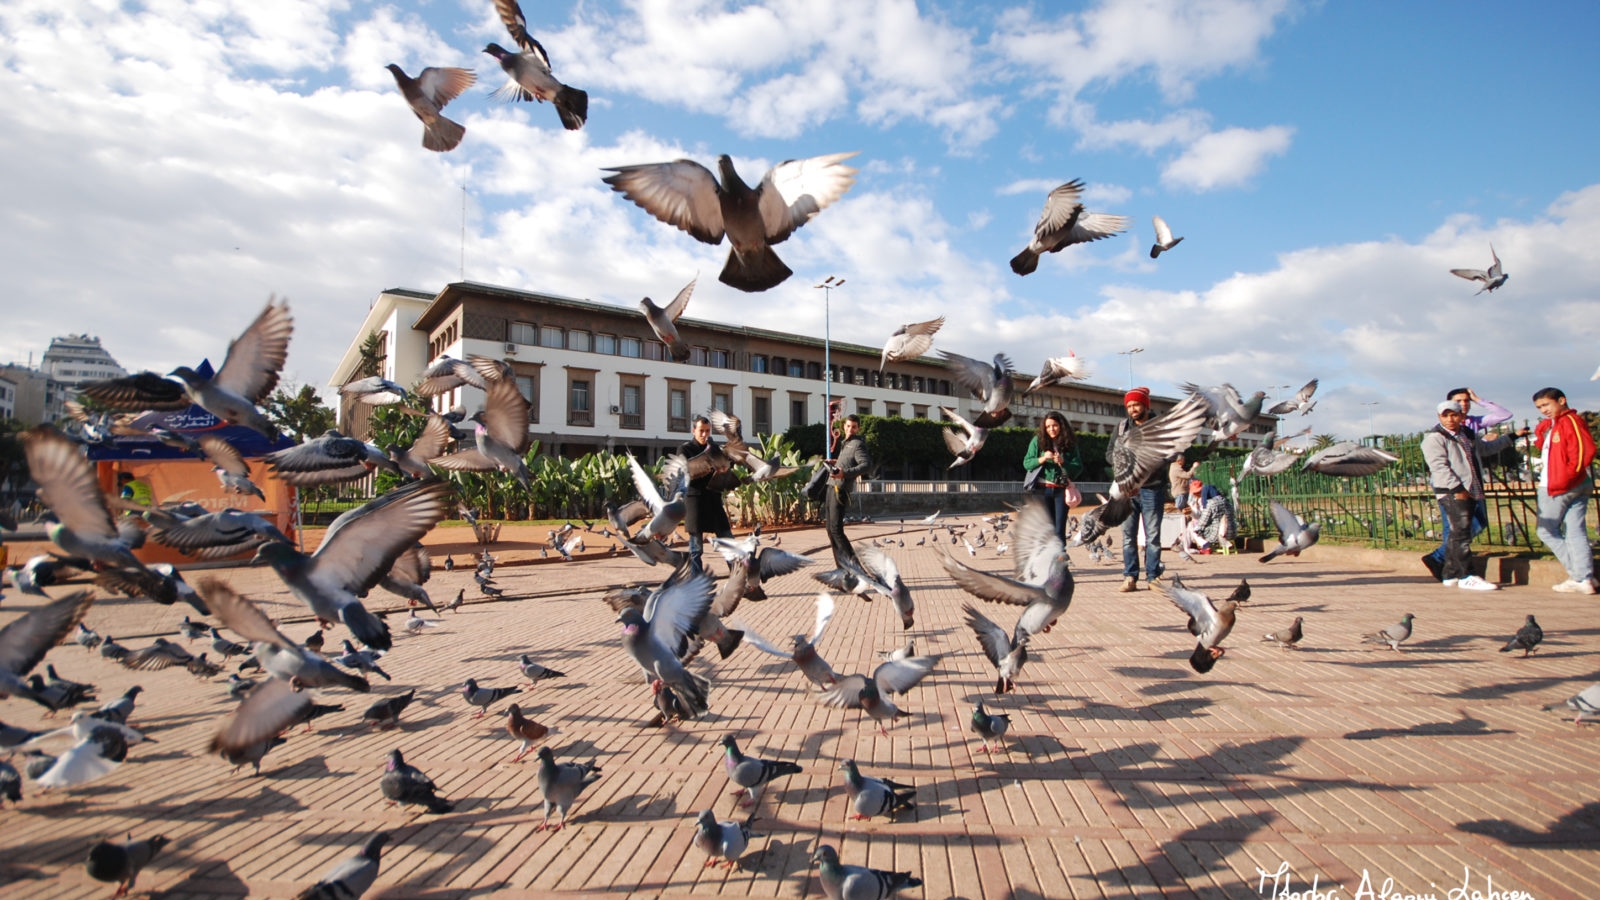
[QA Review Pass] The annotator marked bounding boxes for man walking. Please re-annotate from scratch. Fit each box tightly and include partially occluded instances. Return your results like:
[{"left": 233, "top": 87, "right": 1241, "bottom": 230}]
[
  {"left": 1421, "top": 400, "right": 1523, "bottom": 591},
  {"left": 1423, "top": 387, "right": 1515, "bottom": 579},
  {"left": 1113, "top": 387, "right": 1169, "bottom": 592},
  {"left": 825, "top": 415, "right": 871, "bottom": 563},
  {"left": 1530, "top": 387, "right": 1596, "bottom": 594}
]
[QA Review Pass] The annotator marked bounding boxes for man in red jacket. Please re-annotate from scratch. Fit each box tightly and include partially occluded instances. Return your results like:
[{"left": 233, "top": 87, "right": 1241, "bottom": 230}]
[{"left": 1532, "top": 387, "right": 1597, "bottom": 594}]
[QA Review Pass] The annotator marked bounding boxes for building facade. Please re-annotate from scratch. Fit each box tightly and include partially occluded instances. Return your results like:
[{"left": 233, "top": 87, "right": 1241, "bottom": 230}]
[
  {"left": 0, "top": 373, "right": 15, "bottom": 421},
  {"left": 0, "top": 364, "right": 62, "bottom": 426},
  {"left": 329, "top": 282, "right": 1279, "bottom": 469}
]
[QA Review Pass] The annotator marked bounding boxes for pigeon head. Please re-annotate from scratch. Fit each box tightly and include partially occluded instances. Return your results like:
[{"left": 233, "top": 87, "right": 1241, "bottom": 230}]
[
  {"left": 168, "top": 367, "right": 201, "bottom": 386},
  {"left": 462, "top": 678, "right": 479, "bottom": 695},
  {"left": 536, "top": 746, "right": 555, "bottom": 764},
  {"left": 719, "top": 735, "right": 739, "bottom": 754},
  {"left": 386, "top": 749, "right": 404, "bottom": 771},
  {"left": 362, "top": 832, "right": 391, "bottom": 860},
  {"left": 617, "top": 607, "right": 645, "bottom": 632},
  {"left": 838, "top": 759, "right": 858, "bottom": 776},
  {"left": 250, "top": 542, "right": 299, "bottom": 569},
  {"left": 483, "top": 43, "right": 511, "bottom": 60},
  {"left": 85, "top": 841, "right": 129, "bottom": 883},
  {"left": 696, "top": 809, "right": 719, "bottom": 832},
  {"left": 811, "top": 844, "right": 840, "bottom": 866},
  {"left": 715, "top": 155, "right": 749, "bottom": 191}
]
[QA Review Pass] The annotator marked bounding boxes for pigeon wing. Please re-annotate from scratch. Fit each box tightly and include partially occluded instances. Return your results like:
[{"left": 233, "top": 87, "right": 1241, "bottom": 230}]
[
  {"left": 758, "top": 152, "right": 860, "bottom": 245},
  {"left": 1152, "top": 215, "right": 1174, "bottom": 245},
  {"left": 405, "top": 415, "right": 453, "bottom": 464},
  {"left": 1268, "top": 501, "right": 1303, "bottom": 542},
  {"left": 662, "top": 277, "right": 696, "bottom": 322},
  {"left": 938, "top": 351, "right": 998, "bottom": 401},
  {"left": 311, "top": 481, "right": 453, "bottom": 594},
  {"left": 754, "top": 547, "right": 813, "bottom": 580},
  {"left": 213, "top": 299, "right": 293, "bottom": 403},
  {"left": 890, "top": 317, "right": 943, "bottom": 362},
  {"left": 210, "top": 678, "right": 313, "bottom": 753},
  {"left": 1450, "top": 268, "right": 1488, "bottom": 284},
  {"left": 646, "top": 566, "right": 715, "bottom": 652},
  {"left": 602, "top": 160, "right": 726, "bottom": 245},
  {"left": 811, "top": 592, "right": 836, "bottom": 643},
  {"left": 415, "top": 66, "right": 476, "bottom": 108},
  {"left": 199, "top": 435, "right": 250, "bottom": 477},
  {"left": 818, "top": 674, "right": 871, "bottom": 709},
  {"left": 22, "top": 427, "right": 119, "bottom": 540},
  {"left": 1111, "top": 393, "right": 1209, "bottom": 495},
  {"left": 197, "top": 579, "right": 295, "bottom": 649},
  {"left": 962, "top": 604, "right": 1012, "bottom": 668},
  {"left": 76, "top": 372, "right": 190, "bottom": 411},
  {"left": 480, "top": 376, "right": 531, "bottom": 453},
  {"left": 938, "top": 551, "right": 1040, "bottom": 607},
  {"left": 1064, "top": 212, "right": 1130, "bottom": 245},
  {"left": 1033, "top": 181, "right": 1086, "bottom": 239},
  {"left": 0, "top": 590, "right": 95, "bottom": 678},
  {"left": 628, "top": 453, "right": 666, "bottom": 512},
  {"left": 1010, "top": 495, "right": 1064, "bottom": 584},
  {"left": 872, "top": 656, "right": 935, "bottom": 695}
]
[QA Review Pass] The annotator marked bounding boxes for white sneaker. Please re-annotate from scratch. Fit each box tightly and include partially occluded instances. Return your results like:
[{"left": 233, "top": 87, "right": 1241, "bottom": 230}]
[
  {"left": 1553, "top": 579, "right": 1583, "bottom": 593},
  {"left": 1441, "top": 578, "right": 1459, "bottom": 588},
  {"left": 1457, "top": 575, "right": 1499, "bottom": 591}
]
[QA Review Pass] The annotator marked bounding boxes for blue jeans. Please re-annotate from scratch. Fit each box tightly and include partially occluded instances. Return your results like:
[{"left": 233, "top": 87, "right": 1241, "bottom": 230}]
[
  {"left": 1122, "top": 485, "right": 1165, "bottom": 580},
  {"left": 1033, "top": 485, "right": 1069, "bottom": 544},
  {"left": 1429, "top": 498, "right": 1487, "bottom": 563},
  {"left": 1537, "top": 479, "right": 1595, "bottom": 584}
]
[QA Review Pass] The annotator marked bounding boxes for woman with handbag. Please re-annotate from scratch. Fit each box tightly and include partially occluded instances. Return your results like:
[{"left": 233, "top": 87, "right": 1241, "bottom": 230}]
[
  {"left": 1023, "top": 411, "right": 1082, "bottom": 542},
  {"left": 679, "top": 414, "right": 736, "bottom": 573}
]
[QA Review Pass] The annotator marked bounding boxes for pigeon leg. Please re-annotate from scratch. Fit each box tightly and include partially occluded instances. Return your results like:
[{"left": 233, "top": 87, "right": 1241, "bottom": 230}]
[
  {"left": 704, "top": 858, "right": 720, "bottom": 868},
  {"left": 849, "top": 812, "right": 870, "bottom": 821},
  {"left": 722, "top": 859, "right": 738, "bottom": 869}
]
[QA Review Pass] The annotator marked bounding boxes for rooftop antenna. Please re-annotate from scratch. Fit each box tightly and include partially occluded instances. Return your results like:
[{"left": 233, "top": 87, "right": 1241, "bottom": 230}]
[{"left": 459, "top": 182, "right": 467, "bottom": 282}]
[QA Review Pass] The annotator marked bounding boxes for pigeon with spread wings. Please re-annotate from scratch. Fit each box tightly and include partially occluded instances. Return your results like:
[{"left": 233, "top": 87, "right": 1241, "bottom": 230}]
[
  {"left": 1160, "top": 575, "right": 1238, "bottom": 674},
  {"left": 385, "top": 64, "right": 475, "bottom": 152},
  {"left": 484, "top": 0, "right": 587, "bottom": 130},
  {"left": 641, "top": 278, "right": 697, "bottom": 362},
  {"left": 429, "top": 375, "right": 532, "bottom": 488},
  {"left": 1072, "top": 392, "right": 1210, "bottom": 546},
  {"left": 1010, "top": 180, "right": 1130, "bottom": 276},
  {"left": 880, "top": 317, "right": 944, "bottom": 371}
]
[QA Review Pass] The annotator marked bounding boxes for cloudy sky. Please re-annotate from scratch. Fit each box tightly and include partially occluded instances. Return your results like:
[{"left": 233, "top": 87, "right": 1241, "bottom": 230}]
[{"left": 3, "top": 0, "right": 1597, "bottom": 439}]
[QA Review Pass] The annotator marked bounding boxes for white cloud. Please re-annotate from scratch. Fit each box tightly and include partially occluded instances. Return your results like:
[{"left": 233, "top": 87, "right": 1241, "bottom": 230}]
[
  {"left": 997, "top": 178, "right": 1062, "bottom": 196},
  {"left": 1161, "top": 125, "right": 1294, "bottom": 191}
]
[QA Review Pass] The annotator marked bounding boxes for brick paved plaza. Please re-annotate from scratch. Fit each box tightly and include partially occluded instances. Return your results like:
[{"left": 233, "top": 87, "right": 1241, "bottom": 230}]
[{"left": 3, "top": 516, "right": 1597, "bottom": 899}]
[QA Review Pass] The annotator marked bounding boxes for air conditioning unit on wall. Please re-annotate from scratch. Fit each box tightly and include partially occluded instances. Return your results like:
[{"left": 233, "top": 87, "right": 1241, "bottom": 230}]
[
  {"left": 504, "top": 343, "right": 517, "bottom": 354},
  {"left": 609, "top": 405, "right": 620, "bottom": 414}
]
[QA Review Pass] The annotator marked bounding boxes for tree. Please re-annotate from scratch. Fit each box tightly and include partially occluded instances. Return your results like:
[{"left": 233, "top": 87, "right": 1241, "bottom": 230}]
[
  {"left": 1310, "top": 433, "right": 1338, "bottom": 452},
  {"left": 265, "top": 384, "right": 337, "bottom": 443},
  {"left": 356, "top": 331, "right": 386, "bottom": 379}
]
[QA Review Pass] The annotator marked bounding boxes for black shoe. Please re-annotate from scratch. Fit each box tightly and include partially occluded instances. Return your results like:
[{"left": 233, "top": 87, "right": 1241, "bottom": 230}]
[{"left": 1420, "top": 554, "right": 1444, "bottom": 582}]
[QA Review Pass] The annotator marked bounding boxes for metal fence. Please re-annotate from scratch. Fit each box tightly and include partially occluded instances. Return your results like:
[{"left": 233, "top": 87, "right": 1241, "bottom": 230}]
[{"left": 1192, "top": 432, "right": 1596, "bottom": 554}]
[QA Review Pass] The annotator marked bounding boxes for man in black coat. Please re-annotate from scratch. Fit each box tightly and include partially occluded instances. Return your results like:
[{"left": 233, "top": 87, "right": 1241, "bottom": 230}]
[
  {"left": 680, "top": 414, "right": 735, "bottom": 573},
  {"left": 825, "top": 415, "right": 872, "bottom": 561}
]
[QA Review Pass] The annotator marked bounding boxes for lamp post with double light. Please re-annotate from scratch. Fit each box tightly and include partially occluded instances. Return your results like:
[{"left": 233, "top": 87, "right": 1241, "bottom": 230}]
[
  {"left": 814, "top": 276, "right": 845, "bottom": 456},
  {"left": 1116, "top": 347, "right": 1144, "bottom": 389}
]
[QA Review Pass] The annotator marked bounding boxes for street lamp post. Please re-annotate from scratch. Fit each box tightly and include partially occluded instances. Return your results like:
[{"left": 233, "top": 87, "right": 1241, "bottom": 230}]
[
  {"left": 1116, "top": 347, "right": 1144, "bottom": 389},
  {"left": 814, "top": 276, "right": 845, "bottom": 456}
]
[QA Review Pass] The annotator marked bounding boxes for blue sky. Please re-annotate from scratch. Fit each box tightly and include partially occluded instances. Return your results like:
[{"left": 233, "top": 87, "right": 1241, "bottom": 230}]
[{"left": 2, "top": 0, "right": 1596, "bottom": 439}]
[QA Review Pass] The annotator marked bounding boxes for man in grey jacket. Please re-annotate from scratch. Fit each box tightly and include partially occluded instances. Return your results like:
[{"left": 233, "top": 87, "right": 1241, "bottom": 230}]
[
  {"left": 1421, "top": 400, "right": 1526, "bottom": 591},
  {"left": 825, "top": 415, "right": 871, "bottom": 561}
]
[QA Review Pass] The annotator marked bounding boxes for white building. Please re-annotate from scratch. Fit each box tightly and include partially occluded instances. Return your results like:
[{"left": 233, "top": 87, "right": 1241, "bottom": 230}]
[
  {"left": 0, "top": 372, "right": 15, "bottom": 421},
  {"left": 328, "top": 282, "right": 1278, "bottom": 472}
]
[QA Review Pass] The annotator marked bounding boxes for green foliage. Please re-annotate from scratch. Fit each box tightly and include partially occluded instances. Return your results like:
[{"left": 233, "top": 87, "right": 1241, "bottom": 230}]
[
  {"left": 264, "top": 384, "right": 337, "bottom": 444},
  {"left": 727, "top": 432, "right": 815, "bottom": 525},
  {"left": 356, "top": 331, "right": 385, "bottom": 379}
]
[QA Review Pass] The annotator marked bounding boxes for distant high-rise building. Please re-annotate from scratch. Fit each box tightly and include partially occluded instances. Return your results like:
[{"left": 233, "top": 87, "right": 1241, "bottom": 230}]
[{"left": 39, "top": 334, "right": 127, "bottom": 422}]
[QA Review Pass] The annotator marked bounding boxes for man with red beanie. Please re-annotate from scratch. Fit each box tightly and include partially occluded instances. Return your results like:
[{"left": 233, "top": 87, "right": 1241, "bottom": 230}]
[
  {"left": 1532, "top": 387, "right": 1597, "bottom": 593},
  {"left": 1112, "top": 386, "right": 1169, "bottom": 591}
]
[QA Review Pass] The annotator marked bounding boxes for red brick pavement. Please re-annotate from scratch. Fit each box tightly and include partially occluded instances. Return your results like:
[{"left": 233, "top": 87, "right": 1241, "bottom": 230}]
[{"left": 2, "top": 515, "right": 1598, "bottom": 899}]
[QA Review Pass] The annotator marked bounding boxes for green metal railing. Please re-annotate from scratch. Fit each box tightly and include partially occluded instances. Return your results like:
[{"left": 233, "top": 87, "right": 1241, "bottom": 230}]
[{"left": 1192, "top": 432, "right": 1595, "bottom": 554}]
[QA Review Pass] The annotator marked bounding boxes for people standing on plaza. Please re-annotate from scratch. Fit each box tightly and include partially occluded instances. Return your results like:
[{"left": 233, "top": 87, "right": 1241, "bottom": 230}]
[
  {"left": 679, "top": 414, "right": 734, "bottom": 574},
  {"left": 1169, "top": 452, "right": 1196, "bottom": 512},
  {"left": 1423, "top": 387, "right": 1515, "bottom": 579},
  {"left": 1112, "top": 387, "right": 1170, "bottom": 592},
  {"left": 1421, "top": 400, "right": 1526, "bottom": 591},
  {"left": 1529, "top": 387, "right": 1597, "bottom": 594},
  {"left": 1177, "top": 479, "right": 1236, "bottom": 554},
  {"left": 1023, "top": 411, "right": 1083, "bottom": 543},
  {"left": 825, "top": 414, "right": 871, "bottom": 562}
]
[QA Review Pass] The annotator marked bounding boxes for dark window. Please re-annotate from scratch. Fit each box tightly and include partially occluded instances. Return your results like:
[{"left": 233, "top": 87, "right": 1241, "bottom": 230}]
[
  {"left": 569, "top": 379, "right": 591, "bottom": 426},
  {"left": 691, "top": 347, "right": 708, "bottom": 366},
  {"left": 595, "top": 334, "right": 617, "bottom": 355},
  {"left": 788, "top": 360, "right": 804, "bottom": 379},
  {"left": 712, "top": 391, "right": 730, "bottom": 414},
  {"left": 711, "top": 349, "right": 729, "bottom": 368},
  {"left": 645, "top": 341, "right": 664, "bottom": 361},
  {"left": 857, "top": 402, "right": 871, "bottom": 417},
  {"left": 753, "top": 396, "right": 771, "bottom": 434},
  {"left": 939, "top": 379, "right": 951, "bottom": 395},
  {"left": 790, "top": 398, "right": 807, "bottom": 427},
  {"left": 913, "top": 405, "right": 928, "bottom": 419},
  {"left": 912, "top": 377, "right": 924, "bottom": 393},
  {"left": 751, "top": 355, "right": 768, "bottom": 373},
  {"left": 669, "top": 388, "right": 688, "bottom": 432},
  {"left": 807, "top": 362, "right": 822, "bottom": 380},
  {"left": 620, "top": 337, "right": 642, "bottom": 358},
  {"left": 621, "top": 384, "right": 642, "bottom": 429}
]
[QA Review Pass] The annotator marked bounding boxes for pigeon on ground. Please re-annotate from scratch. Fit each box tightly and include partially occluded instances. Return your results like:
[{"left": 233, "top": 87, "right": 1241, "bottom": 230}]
[
  {"left": 1450, "top": 244, "right": 1509, "bottom": 294},
  {"left": 963, "top": 604, "right": 1029, "bottom": 695},
  {"left": 840, "top": 759, "right": 915, "bottom": 820},
  {"left": 1500, "top": 615, "right": 1542, "bottom": 657},
  {"left": 1160, "top": 576, "right": 1238, "bottom": 674},
  {"left": 85, "top": 834, "right": 170, "bottom": 898},
  {"left": 971, "top": 700, "right": 1011, "bottom": 754},
  {"left": 254, "top": 479, "right": 453, "bottom": 651},
  {"left": 294, "top": 832, "right": 390, "bottom": 900},
  {"left": 1301, "top": 441, "right": 1398, "bottom": 477},
  {"left": 1010, "top": 179, "right": 1130, "bottom": 275},
  {"left": 1362, "top": 613, "right": 1415, "bottom": 652},
  {"left": 1024, "top": 353, "right": 1091, "bottom": 395},
  {"left": 381, "top": 748, "right": 453, "bottom": 814},
  {"left": 694, "top": 808, "right": 757, "bottom": 869},
  {"left": 734, "top": 592, "right": 839, "bottom": 689},
  {"left": 942, "top": 495, "right": 1074, "bottom": 637},
  {"left": 429, "top": 376, "right": 532, "bottom": 488},
  {"left": 363, "top": 689, "right": 415, "bottom": 730},
  {"left": 640, "top": 278, "right": 696, "bottom": 362},
  {"left": 0, "top": 760, "right": 19, "bottom": 805},
  {"left": 177, "top": 617, "right": 208, "bottom": 642},
  {"left": 98, "top": 635, "right": 131, "bottom": 663},
  {"left": 812, "top": 844, "right": 922, "bottom": 900},
  {"left": 879, "top": 317, "right": 944, "bottom": 370},
  {"left": 1071, "top": 393, "right": 1211, "bottom": 546},
  {"left": 226, "top": 675, "right": 258, "bottom": 700},
  {"left": 1149, "top": 215, "right": 1184, "bottom": 258},
  {"left": 1267, "top": 379, "right": 1319, "bottom": 416},
  {"left": 187, "top": 653, "right": 223, "bottom": 679},
  {"left": 535, "top": 746, "right": 601, "bottom": 831},
  {"left": 1181, "top": 383, "right": 1267, "bottom": 443},
  {"left": 386, "top": 64, "right": 476, "bottom": 152},
  {"left": 75, "top": 623, "right": 104, "bottom": 650},
  {"left": 1261, "top": 617, "right": 1304, "bottom": 649},
  {"left": 335, "top": 641, "right": 391, "bottom": 681},
  {"left": 505, "top": 703, "right": 551, "bottom": 760},
  {"left": 197, "top": 580, "right": 370, "bottom": 692},
  {"left": 617, "top": 566, "right": 715, "bottom": 715},
  {"left": 210, "top": 628, "right": 248, "bottom": 660},
  {"left": 21, "top": 427, "right": 153, "bottom": 572},
  {"left": 484, "top": 0, "right": 587, "bottom": 130},
  {"left": 819, "top": 656, "right": 937, "bottom": 736},
  {"left": 462, "top": 679, "right": 519, "bottom": 718},
  {"left": 649, "top": 676, "right": 695, "bottom": 728},
  {"left": 93, "top": 686, "right": 143, "bottom": 726},
  {"left": 77, "top": 298, "right": 291, "bottom": 438},
  {"left": 1260, "top": 502, "right": 1321, "bottom": 563},
  {"left": 0, "top": 590, "right": 96, "bottom": 709},
  {"left": 518, "top": 655, "right": 566, "bottom": 686},
  {"left": 720, "top": 734, "right": 803, "bottom": 808},
  {"left": 1558, "top": 685, "right": 1600, "bottom": 725},
  {"left": 603, "top": 152, "right": 859, "bottom": 292},
  {"left": 444, "top": 589, "right": 465, "bottom": 613}
]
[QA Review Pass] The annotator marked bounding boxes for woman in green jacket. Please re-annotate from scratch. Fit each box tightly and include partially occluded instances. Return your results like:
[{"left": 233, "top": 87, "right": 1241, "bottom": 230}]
[{"left": 1024, "top": 411, "right": 1083, "bottom": 542}]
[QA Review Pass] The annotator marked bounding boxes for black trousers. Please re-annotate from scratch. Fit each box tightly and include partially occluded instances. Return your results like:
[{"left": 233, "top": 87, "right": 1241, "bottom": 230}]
[
  {"left": 825, "top": 485, "right": 852, "bottom": 562},
  {"left": 1440, "top": 496, "right": 1475, "bottom": 581}
]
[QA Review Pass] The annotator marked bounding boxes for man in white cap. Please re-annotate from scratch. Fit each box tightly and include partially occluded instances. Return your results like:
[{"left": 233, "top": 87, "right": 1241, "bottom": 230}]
[{"left": 1420, "top": 400, "right": 1527, "bottom": 591}]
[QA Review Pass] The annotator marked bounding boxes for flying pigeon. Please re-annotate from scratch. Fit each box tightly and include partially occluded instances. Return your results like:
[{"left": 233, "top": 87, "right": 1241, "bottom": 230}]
[
  {"left": 1261, "top": 616, "right": 1304, "bottom": 649},
  {"left": 640, "top": 278, "right": 696, "bottom": 362},
  {"left": 415, "top": 356, "right": 488, "bottom": 397},
  {"left": 1010, "top": 179, "right": 1130, "bottom": 275},
  {"left": 1239, "top": 428, "right": 1312, "bottom": 479},
  {"left": 296, "top": 832, "right": 391, "bottom": 900},
  {"left": 707, "top": 411, "right": 802, "bottom": 483},
  {"left": 940, "top": 351, "right": 1017, "bottom": 427},
  {"left": 1149, "top": 215, "right": 1184, "bottom": 258},
  {"left": 22, "top": 427, "right": 153, "bottom": 572},
  {"left": 818, "top": 655, "right": 937, "bottom": 736},
  {"left": 1260, "top": 501, "right": 1321, "bottom": 563},
  {"left": 963, "top": 603, "right": 1029, "bottom": 695},
  {"left": 720, "top": 734, "right": 803, "bottom": 808},
  {"left": 1500, "top": 615, "right": 1542, "bottom": 657},
  {"left": 879, "top": 317, "right": 944, "bottom": 370},
  {"left": 264, "top": 430, "right": 397, "bottom": 486},
  {"left": 335, "top": 641, "right": 390, "bottom": 681},
  {"left": 837, "top": 545, "right": 915, "bottom": 629},
  {"left": 197, "top": 580, "right": 370, "bottom": 693},
  {"left": 0, "top": 590, "right": 96, "bottom": 710},
  {"left": 198, "top": 435, "right": 265, "bottom": 499},
  {"left": 1071, "top": 393, "right": 1211, "bottom": 545},
  {"left": 85, "top": 833, "right": 170, "bottom": 898},
  {"left": 811, "top": 844, "right": 922, "bottom": 900},
  {"left": 385, "top": 64, "right": 476, "bottom": 152},
  {"left": 1160, "top": 575, "right": 1238, "bottom": 674},
  {"left": 485, "top": 0, "right": 587, "bottom": 130},
  {"left": 617, "top": 566, "right": 715, "bottom": 716},
  {"left": 535, "top": 746, "right": 601, "bottom": 831},
  {"left": 839, "top": 758, "right": 915, "bottom": 820},
  {"left": 1362, "top": 613, "right": 1415, "bottom": 652},
  {"left": 971, "top": 700, "right": 1011, "bottom": 754},
  {"left": 938, "top": 406, "right": 992, "bottom": 469},
  {"left": 429, "top": 375, "right": 533, "bottom": 488},
  {"left": 602, "top": 151, "right": 859, "bottom": 293},
  {"left": 78, "top": 298, "right": 291, "bottom": 438},
  {"left": 1301, "top": 441, "right": 1398, "bottom": 477},
  {"left": 387, "top": 415, "right": 452, "bottom": 481},
  {"left": 733, "top": 592, "right": 840, "bottom": 689},
  {"left": 1024, "top": 353, "right": 1091, "bottom": 394},
  {"left": 381, "top": 748, "right": 453, "bottom": 814},
  {"left": 1267, "top": 379, "right": 1319, "bottom": 416},
  {"left": 1182, "top": 383, "right": 1266, "bottom": 443},
  {"left": 694, "top": 808, "right": 756, "bottom": 869},
  {"left": 1450, "top": 244, "right": 1509, "bottom": 294}
]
